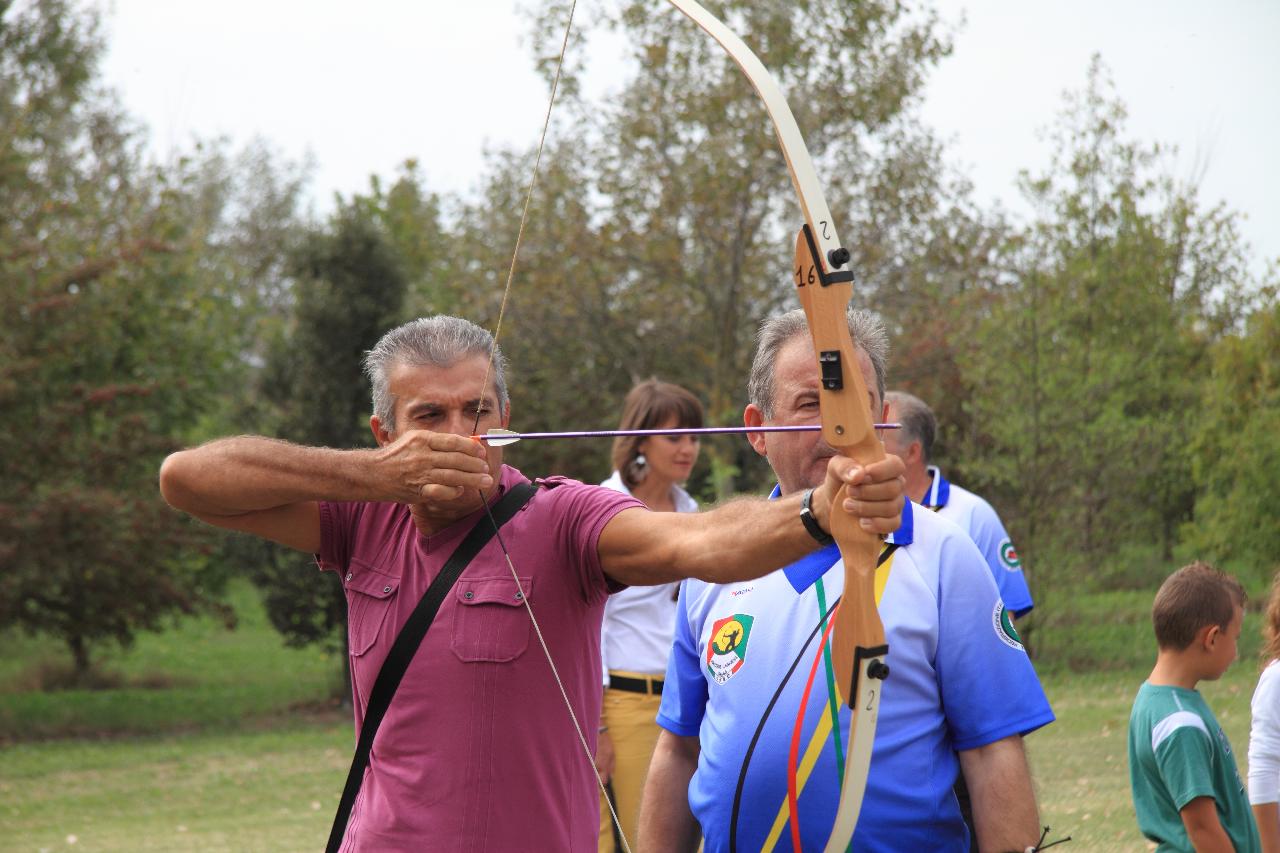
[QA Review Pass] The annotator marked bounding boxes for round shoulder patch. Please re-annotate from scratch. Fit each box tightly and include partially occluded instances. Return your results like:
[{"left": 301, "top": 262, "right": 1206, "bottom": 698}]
[
  {"left": 998, "top": 539, "right": 1022, "bottom": 571},
  {"left": 992, "top": 602, "right": 1024, "bottom": 651}
]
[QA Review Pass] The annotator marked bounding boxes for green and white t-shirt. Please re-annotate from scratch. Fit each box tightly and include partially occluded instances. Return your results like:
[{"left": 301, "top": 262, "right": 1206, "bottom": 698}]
[{"left": 1128, "top": 681, "right": 1260, "bottom": 852}]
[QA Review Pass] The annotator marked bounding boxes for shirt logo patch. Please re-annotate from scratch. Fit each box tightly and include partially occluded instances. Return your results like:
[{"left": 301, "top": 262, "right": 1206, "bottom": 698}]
[
  {"left": 706, "top": 614, "right": 754, "bottom": 685},
  {"left": 992, "top": 602, "right": 1024, "bottom": 650},
  {"left": 999, "top": 539, "right": 1022, "bottom": 571}
]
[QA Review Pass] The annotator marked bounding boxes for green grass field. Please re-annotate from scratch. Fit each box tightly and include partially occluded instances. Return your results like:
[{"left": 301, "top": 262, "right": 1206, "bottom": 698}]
[
  {"left": 0, "top": 583, "right": 1268, "bottom": 851},
  {"left": 0, "top": 582, "right": 339, "bottom": 741}
]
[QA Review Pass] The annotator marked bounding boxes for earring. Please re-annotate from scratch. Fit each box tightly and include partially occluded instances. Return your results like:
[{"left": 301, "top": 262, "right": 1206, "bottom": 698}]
[{"left": 632, "top": 453, "right": 648, "bottom": 483}]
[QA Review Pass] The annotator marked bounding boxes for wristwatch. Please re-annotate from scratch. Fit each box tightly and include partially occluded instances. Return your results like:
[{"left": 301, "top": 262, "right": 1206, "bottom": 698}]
[{"left": 800, "top": 488, "right": 835, "bottom": 546}]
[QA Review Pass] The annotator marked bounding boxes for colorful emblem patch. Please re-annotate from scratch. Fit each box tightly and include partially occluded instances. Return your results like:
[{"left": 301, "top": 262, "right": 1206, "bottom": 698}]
[
  {"left": 999, "top": 539, "right": 1021, "bottom": 571},
  {"left": 992, "top": 602, "right": 1023, "bottom": 650},
  {"left": 706, "top": 613, "right": 754, "bottom": 685}
]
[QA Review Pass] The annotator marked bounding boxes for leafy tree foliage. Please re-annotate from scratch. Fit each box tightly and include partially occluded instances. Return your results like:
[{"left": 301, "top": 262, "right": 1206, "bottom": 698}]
[
  {"left": 954, "top": 60, "right": 1261, "bottom": 655},
  {"left": 1181, "top": 297, "right": 1280, "bottom": 578},
  {"left": 0, "top": 0, "right": 247, "bottom": 675}
]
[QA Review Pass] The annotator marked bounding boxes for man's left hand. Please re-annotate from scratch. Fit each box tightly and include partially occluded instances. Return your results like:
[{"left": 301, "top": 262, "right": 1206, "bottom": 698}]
[{"left": 819, "top": 454, "right": 906, "bottom": 535}]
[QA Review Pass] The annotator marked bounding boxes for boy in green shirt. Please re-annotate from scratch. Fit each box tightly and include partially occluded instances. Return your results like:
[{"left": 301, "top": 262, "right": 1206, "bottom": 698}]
[{"left": 1129, "top": 561, "right": 1260, "bottom": 852}]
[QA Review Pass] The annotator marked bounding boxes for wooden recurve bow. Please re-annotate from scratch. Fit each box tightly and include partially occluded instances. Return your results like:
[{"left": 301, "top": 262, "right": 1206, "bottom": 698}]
[{"left": 663, "top": 3, "right": 890, "bottom": 848}]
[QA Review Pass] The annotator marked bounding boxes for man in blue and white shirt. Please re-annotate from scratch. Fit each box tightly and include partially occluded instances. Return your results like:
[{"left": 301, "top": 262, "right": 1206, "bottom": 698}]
[
  {"left": 883, "top": 390, "right": 1034, "bottom": 617},
  {"left": 638, "top": 308, "right": 1053, "bottom": 853}
]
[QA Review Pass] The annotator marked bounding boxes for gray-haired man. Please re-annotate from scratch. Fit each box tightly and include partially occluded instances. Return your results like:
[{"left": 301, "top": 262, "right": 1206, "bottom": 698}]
[{"left": 639, "top": 308, "right": 1051, "bottom": 853}]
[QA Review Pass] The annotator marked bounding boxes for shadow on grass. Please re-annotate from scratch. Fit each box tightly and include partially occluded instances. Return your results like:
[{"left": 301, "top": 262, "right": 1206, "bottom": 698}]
[{"left": 5, "top": 658, "right": 197, "bottom": 693}]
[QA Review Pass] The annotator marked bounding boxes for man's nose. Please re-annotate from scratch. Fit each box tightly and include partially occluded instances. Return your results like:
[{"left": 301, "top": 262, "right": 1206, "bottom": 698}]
[{"left": 442, "top": 410, "right": 473, "bottom": 436}]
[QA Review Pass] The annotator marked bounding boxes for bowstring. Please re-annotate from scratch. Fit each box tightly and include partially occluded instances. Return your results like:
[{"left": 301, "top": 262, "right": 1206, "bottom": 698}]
[
  {"left": 472, "top": 0, "right": 575, "bottom": 409},
  {"left": 468, "top": 3, "right": 632, "bottom": 851}
]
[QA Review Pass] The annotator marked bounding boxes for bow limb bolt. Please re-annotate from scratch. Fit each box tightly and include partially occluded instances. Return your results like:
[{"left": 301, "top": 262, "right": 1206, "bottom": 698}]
[{"left": 664, "top": 2, "right": 889, "bottom": 849}]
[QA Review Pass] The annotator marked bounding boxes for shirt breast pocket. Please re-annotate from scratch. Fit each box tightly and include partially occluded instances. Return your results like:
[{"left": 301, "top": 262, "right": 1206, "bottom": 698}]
[
  {"left": 451, "top": 575, "right": 532, "bottom": 663},
  {"left": 344, "top": 560, "right": 400, "bottom": 657}
]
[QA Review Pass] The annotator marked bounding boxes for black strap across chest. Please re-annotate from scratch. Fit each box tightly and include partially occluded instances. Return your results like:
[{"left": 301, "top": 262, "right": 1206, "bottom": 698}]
[{"left": 326, "top": 481, "right": 539, "bottom": 853}]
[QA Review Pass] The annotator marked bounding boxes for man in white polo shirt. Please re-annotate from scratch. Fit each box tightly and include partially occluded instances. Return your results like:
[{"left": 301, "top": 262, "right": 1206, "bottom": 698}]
[
  {"left": 638, "top": 308, "right": 1053, "bottom": 853},
  {"left": 883, "top": 390, "right": 1034, "bottom": 618}
]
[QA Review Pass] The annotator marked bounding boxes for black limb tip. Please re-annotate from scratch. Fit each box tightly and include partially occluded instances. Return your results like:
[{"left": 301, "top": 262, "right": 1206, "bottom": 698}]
[
  {"left": 868, "top": 660, "right": 890, "bottom": 680},
  {"left": 827, "top": 247, "right": 851, "bottom": 268}
]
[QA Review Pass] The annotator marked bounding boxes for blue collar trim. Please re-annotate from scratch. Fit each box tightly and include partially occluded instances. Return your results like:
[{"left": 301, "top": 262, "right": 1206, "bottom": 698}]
[
  {"left": 769, "top": 484, "right": 912, "bottom": 593},
  {"left": 924, "top": 465, "right": 950, "bottom": 508},
  {"left": 886, "top": 500, "right": 914, "bottom": 546}
]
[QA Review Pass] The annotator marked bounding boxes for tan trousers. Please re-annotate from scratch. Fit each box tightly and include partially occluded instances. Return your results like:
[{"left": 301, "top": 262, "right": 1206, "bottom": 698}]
[{"left": 598, "top": 680, "right": 664, "bottom": 853}]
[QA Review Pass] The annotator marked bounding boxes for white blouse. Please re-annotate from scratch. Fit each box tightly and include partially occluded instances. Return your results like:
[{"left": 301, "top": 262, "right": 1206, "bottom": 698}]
[
  {"left": 599, "top": 470, "right": 699, "bottom": 682},
  {"left": 1249, "top": 659, "right": 1280, "bottom": 805}
]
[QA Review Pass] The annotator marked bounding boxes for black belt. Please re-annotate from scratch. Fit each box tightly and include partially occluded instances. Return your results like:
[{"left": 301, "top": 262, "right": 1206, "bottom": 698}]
[{"left": 609, "top": 674, "right": 664, "bottom": 695}]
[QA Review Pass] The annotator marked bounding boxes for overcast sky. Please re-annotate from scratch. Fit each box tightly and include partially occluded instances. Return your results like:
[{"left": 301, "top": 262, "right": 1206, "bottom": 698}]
[{"left": 95, "top": 0, "right": 1279, "bottom": 278}]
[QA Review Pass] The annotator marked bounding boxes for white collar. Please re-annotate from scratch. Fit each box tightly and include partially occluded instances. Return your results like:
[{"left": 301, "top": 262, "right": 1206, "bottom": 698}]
[{"left": 601, "top": 470, "right": 698, "bottom": 512}]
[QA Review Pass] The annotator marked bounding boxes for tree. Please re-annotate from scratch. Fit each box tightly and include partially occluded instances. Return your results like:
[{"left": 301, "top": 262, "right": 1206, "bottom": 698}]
[
  {"left": 1181, "top": 294, "right": 1280, "bottom": 579},
  {"left": 248, "top": 201, "right": 407, "bottom": 689},
  {"left": 0, "top": 0, "right": 249, "bottom": 677},
  {"left": 361, "top": 162, "right": 458, "bottom": 319},
  {"left": 956, "top": 58, "right": 1257, "bottom": 640}
]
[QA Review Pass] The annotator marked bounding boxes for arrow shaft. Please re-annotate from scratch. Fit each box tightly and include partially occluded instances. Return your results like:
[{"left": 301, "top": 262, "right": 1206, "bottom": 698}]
[{"left": 475, "top": 424, "right": 899, "bottom": 443}]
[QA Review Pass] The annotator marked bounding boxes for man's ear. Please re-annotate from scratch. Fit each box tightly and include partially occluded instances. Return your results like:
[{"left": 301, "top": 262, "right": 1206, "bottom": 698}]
[
  {"left": 370, "top": 415, "right": 393, "bottom": 447},
  {"left": 908, "top": 441, "right": 925, "bottom": 467},
  {"left": 502, "top": 401, "right": 511, "bottom": 429},
  {"left": 1199, "top": 622, "right": 1221, "bottom": 651},
  {"left": 743, "top": 405, "right": 769, "bottom": 458}
]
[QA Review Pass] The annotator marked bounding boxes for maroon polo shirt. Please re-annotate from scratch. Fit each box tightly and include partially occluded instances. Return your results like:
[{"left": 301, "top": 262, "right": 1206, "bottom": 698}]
[{"left": 318, "top": 466, "right": 641, "bottom": 851}]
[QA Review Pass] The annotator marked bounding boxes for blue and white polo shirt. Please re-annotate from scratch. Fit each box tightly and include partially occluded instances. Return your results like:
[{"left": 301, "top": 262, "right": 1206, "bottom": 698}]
[
  {"left": 657, "top": 497, "right": 1054, "bottom": 853},
  {"left": 922, "top": 465, "right": 1034, "bottom": 616}
]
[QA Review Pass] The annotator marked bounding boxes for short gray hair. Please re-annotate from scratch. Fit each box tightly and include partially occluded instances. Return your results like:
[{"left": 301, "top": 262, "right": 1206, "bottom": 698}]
[
  {"left": 747, "top": 307, "right": 889, "bottom": 418},
  {"left": 364, "top": 316, "right": 508, "bottom": 430},
  {"left": 884, "top": 390, "right": 936, "bottom": 462}
]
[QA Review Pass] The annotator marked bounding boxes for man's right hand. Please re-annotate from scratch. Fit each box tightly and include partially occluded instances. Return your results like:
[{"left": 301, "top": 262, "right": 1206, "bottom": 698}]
[{"left": 372, "top": 429, "right": 493, "bottom": 504}]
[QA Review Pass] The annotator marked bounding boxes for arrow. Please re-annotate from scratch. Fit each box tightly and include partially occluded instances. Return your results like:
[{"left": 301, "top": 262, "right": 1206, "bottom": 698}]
[{"left": 473, "top": 424, "right": 901, "bottom": 447}]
